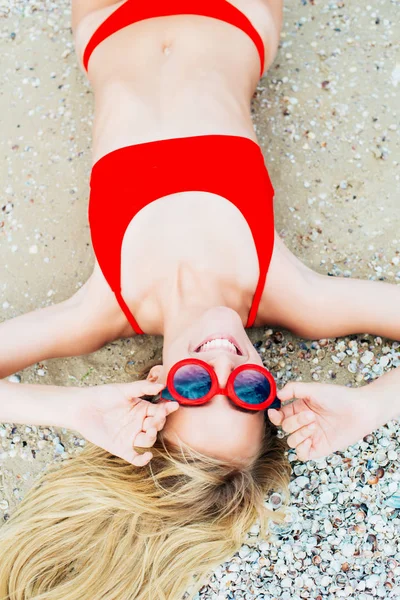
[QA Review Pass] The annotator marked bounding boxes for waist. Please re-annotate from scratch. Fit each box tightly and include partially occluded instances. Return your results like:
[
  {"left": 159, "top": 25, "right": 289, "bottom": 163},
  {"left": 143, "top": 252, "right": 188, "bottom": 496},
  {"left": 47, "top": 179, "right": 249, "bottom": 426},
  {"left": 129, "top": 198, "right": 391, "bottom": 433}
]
[{"left": 91, "top": 77, "right": 256, "bottom": 166}]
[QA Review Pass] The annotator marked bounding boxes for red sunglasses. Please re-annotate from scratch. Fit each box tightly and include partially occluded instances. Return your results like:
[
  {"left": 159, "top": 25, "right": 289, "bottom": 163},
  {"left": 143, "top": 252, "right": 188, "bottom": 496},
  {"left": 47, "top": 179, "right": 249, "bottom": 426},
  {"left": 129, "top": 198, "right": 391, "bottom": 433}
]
[{"left": 160, "top": 358, "right": 281, "bottom": 411}]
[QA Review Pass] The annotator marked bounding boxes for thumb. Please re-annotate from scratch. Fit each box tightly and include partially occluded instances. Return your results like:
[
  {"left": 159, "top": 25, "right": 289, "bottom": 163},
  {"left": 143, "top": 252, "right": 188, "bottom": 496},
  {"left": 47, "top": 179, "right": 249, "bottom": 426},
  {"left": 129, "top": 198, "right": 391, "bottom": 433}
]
[{"left": 277, "top": 381, "right": 316, "bottom": 402}]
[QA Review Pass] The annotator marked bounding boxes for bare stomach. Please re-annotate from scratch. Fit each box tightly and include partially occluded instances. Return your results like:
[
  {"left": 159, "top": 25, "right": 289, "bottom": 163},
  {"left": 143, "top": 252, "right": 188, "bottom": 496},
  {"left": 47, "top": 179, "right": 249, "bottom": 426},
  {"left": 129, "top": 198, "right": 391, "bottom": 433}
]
[{"left": 73, "top": 9, "right": 279, "bottom": 164}]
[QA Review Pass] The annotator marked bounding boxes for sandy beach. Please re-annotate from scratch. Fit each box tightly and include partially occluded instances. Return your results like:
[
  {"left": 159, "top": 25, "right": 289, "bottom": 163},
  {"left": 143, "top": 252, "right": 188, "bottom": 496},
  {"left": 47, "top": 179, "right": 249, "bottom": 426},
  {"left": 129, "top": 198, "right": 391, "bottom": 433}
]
[{"left": 0, "top": 0, "right": 399, "bottom": 598}]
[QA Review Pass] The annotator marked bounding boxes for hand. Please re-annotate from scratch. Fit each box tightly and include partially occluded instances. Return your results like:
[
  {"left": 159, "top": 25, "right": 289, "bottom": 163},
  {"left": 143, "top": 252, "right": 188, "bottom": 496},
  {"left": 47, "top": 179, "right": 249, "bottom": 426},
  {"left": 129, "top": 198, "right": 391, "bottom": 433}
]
[
  {"left": 76, "top": 380, "right": 179, "bottom": 466},
  {"left": 268, "top": 381, "right": 379, "bottom": 462}
]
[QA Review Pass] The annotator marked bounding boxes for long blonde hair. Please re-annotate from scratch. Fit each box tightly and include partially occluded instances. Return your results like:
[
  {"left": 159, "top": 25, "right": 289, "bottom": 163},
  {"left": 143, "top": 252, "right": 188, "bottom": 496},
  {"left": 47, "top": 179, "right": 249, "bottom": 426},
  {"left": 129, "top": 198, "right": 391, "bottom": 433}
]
[{"left": 0, "top": 363, "right": 291, "bottom": 600}]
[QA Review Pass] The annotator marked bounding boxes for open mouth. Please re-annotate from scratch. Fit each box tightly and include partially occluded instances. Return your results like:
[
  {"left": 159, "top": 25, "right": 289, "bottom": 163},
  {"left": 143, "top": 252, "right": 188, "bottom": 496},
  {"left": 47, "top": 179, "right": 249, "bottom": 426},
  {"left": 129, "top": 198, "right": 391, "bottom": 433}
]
[{"left": 194, "top": 336, "right": 243, "bottom": 356}]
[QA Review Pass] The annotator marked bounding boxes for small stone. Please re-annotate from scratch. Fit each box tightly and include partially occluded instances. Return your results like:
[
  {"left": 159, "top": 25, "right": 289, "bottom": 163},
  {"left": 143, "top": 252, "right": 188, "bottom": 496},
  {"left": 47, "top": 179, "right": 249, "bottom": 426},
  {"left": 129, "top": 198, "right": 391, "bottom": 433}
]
[{"left": 29, "top": 245, "right": 38, "bottom": 254}]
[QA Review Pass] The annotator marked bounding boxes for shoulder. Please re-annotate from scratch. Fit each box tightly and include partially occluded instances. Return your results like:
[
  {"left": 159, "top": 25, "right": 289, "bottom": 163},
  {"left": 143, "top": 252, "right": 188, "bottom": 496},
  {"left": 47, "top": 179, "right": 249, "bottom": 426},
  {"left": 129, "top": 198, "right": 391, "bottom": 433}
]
[
  {"left": 72, "top": 0, "right": 126, "bottom": 73},
  {"left": 255, "top": 231, "right": 319, "bottom": 332},
  {"left": 74, "top": 260, "right": 137, "bottom": 340}
]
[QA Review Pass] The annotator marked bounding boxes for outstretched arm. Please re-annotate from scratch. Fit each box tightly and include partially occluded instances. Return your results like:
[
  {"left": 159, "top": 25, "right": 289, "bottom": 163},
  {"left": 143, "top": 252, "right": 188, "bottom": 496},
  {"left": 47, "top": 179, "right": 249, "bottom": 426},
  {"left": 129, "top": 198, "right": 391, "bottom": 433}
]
[
  {"left": 293, "top": 272, "right": 400, "bottom": 340},
  {"left": 0, "top": 277, "right": 123, "bottom": 380},
  {"left": 0, "top": 378, "right": 178, "bottom": 465}
]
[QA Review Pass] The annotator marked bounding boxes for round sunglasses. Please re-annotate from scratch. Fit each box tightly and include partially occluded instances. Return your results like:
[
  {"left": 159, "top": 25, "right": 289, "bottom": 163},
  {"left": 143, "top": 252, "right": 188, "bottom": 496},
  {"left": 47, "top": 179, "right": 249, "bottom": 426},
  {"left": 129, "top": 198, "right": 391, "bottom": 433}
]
[{"left": 160, "top": 358, "right": 281, "bottom": 411}]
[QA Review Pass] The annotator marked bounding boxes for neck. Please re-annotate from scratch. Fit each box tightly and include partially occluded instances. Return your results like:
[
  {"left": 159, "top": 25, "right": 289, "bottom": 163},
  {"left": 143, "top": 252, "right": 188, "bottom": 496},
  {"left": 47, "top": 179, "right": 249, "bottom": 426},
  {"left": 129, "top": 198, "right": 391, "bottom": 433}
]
[{"left": 158, "top": 263, "right": 248, "bottom": 342}]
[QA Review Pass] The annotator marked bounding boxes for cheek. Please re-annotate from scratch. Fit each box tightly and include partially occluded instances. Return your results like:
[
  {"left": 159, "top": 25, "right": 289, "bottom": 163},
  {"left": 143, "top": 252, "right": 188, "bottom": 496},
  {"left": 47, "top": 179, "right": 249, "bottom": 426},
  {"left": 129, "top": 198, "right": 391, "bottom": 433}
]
[{"left": 162, "top": 340, "right": 190, "bottom": 374}]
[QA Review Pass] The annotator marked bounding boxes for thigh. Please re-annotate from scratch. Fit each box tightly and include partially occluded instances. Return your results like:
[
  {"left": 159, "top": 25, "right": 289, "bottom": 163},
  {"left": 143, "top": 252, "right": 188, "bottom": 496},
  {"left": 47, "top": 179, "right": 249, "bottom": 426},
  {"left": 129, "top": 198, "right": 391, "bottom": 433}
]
[{"left": 71, "top": 0, "right": 122, "bottom": 34}]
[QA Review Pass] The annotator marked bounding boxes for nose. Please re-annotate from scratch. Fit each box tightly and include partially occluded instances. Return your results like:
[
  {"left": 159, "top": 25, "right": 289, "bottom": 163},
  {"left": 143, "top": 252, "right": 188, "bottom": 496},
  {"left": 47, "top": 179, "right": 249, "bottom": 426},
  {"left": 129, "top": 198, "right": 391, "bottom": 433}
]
[{"left": 207, "top": 353, "right": 237, "bottom": 388}]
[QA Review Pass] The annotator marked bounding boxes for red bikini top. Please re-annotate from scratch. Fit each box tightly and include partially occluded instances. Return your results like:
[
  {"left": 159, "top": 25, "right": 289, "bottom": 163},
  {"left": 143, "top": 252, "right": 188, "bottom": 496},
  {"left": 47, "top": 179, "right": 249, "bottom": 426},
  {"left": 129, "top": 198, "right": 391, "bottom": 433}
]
[
  {"left": 83, "top": 0, "right": 265, "bottom": 77},
  {"left": 88, "top": 135, "right": 275, "bottom": 335}
]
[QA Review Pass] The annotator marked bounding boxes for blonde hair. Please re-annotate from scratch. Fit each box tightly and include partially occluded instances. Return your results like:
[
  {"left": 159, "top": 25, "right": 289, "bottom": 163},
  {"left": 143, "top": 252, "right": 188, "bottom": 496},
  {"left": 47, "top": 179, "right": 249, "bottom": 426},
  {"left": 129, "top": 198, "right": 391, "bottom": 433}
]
[{"left": 0, "top": 363, "right": 291, "bottom": 600}]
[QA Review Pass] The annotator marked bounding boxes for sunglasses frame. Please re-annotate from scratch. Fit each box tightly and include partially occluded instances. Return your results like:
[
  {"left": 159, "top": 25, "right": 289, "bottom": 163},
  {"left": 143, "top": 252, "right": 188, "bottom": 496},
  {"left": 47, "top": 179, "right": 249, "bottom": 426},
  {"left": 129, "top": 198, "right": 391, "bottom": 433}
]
[{"left": 161, "top": 357, "right": 278, "bottom": 411}]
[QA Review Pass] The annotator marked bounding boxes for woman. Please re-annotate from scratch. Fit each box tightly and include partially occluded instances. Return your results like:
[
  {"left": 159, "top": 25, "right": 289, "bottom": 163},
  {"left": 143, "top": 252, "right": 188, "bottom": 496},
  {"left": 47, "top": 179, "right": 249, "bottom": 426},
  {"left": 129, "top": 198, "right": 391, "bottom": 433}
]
[{"left": 0, "top": 0, "right": 399, "bottom": 598}]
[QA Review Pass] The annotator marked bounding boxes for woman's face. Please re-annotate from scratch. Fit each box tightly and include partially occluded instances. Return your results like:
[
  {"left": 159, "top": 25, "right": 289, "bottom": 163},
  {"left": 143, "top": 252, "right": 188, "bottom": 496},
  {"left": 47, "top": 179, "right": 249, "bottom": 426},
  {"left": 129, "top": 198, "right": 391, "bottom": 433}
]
[{"left": 149, "top": 307, "right": 266, "bottom": 466}]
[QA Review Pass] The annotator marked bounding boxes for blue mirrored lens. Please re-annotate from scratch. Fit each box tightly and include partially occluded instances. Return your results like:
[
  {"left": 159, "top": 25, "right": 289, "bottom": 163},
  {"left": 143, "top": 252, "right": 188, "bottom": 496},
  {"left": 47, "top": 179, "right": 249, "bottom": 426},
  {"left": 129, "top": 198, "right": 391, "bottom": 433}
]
[
  {"left": 173, "top": 364, "right": 212, "bottom": 400},
  {"left": 233, "top": 370, "right": 271, "bottom": 405}
]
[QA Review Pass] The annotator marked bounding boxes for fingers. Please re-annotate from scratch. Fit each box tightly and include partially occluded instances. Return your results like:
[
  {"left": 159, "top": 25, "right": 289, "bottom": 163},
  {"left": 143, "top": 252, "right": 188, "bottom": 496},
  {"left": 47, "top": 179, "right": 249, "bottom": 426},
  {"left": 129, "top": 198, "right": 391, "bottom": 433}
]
[
  {"left": 130, "top": 451, "right": 153, "bottom": 467},
  {"left": 286, "top": 421, "right": 316, "bottom": 451},
  {"left": 137, "top": 403, "right": 178, "bottom": 447},
  {"left": 295, "top": 437, "right": 312, "bottom": 462},
  {"left": 277, "top": 381, "right": 319, "bottom": 402},
  {"left": 143, "top": 400, "right": 179, "bottom": 430},
  {"left": 280, "top": 410, "right": 316, "bottom": 434},
  {"left": 119, "top": 380, "right": 165, "bottom": 398},
  {"left": 135, "top": 427, "right": 158, "bottom": 448}
]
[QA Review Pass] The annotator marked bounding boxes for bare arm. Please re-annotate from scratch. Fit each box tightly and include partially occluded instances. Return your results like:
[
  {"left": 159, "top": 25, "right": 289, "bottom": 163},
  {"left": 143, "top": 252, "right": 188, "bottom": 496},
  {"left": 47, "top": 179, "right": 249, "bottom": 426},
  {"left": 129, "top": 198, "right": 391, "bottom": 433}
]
[
  {"left": 0, "top": 275, "right": 127, "bottom": 380},
  {"left": 295, "top": 273, "right": 400, "bottom": 340},
  {"left": 260, "top": 233, "right": 400, "bottom": 341},
  {"left": 0, "top": 379, "right": 84, "bottom": 429}
]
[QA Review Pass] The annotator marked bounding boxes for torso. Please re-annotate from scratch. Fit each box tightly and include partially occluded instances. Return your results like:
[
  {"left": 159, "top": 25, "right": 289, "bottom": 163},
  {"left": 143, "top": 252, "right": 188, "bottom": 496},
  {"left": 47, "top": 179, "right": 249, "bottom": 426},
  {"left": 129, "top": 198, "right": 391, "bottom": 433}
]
[{"left": 71, "top": 0, "right": 297, "bottom": 338}]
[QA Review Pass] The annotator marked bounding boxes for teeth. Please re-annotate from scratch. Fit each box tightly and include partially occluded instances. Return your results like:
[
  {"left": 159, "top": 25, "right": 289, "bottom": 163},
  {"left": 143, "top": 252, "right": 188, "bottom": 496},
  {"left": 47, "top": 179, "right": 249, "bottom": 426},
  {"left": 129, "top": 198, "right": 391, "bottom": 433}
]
[{"left": 197, "top": 338, "right": 238, "bottom": 354}]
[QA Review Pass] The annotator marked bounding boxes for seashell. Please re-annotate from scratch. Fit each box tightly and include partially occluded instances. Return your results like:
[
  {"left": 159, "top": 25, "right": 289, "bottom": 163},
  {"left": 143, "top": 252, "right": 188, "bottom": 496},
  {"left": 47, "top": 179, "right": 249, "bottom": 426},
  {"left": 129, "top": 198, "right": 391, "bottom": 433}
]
[
  {"left": 341, "top": 562, "right": 350, "bottom": 572},
  {"left": 355, "top": 510, "right": 366, "bottom": 522},
  {"left": 366, "top": 534, "right": 377, "bottom": 550},
  {"left": 376, "top": 467, "right": 385, "bottom": 479},
  {"left": 341, "top": 543, "right": 356, "bottom": 558},
  {"left": 295, "top": 476, "right": 310, "bottom": 489},
  {"left": 375, "top": 453, "right": 389, "bottom": 466},
  {"left": 363, "top": 434, "right": 375, "bottom": 444},
  {"left": 367, "top": 475, "right": 379, "bottom": 485},
  {"left": 335, "top": 573, "right": 347, "bottom": 587},
  {"left": 293, "top": 464, "right": 306, "bottom": 476},
  {"left": 320, "top": 491, "right": 334, "bottom": 504},
  {"left": 7, "top": 374, "right": 21, "bottom": 383},
  {"left": 302, "top": 490, "right": 316, "bottom": 508},
  {"left": 312, "top": 555, "right": 322, "bottom": 566},
  {"left": 324, "top": 519, "right": 333, "bottom": 534},
  {"left": 272, "top": 332, "right": 284, "bottom": 344},
  {"left": 361, "top": 351, "right": 374, "bottom": 365},
  {"left": 385, "top": 582, "right": 393, "bottom": 591},
  {"left": 269, "top": 493, "right": 283, "bottom": 510},
  {"left": 354, "top": 523, "right": 367, "bottom": 535}
]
